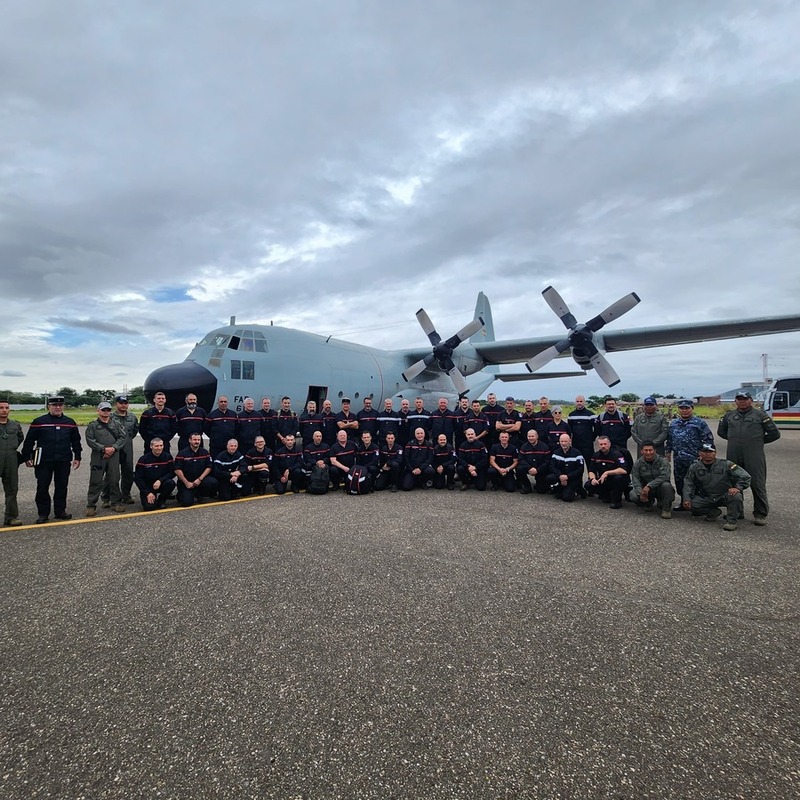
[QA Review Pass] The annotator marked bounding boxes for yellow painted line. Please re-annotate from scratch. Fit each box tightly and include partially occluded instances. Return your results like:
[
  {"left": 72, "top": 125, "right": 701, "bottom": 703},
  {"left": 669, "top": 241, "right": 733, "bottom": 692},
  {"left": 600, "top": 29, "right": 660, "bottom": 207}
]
[{"left": 2, "top": 491, "right": 294, "bottom": 532}]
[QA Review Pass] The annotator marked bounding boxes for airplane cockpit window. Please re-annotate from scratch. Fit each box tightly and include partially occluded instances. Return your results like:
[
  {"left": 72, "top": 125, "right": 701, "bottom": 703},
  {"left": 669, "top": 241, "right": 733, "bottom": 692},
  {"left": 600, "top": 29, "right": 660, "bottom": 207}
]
[
  {"left": 222, "top": 329, "right": 268, "bottom": 352},
  {"left": 200, "top": 333, "right": 230, "bottom": 348}
]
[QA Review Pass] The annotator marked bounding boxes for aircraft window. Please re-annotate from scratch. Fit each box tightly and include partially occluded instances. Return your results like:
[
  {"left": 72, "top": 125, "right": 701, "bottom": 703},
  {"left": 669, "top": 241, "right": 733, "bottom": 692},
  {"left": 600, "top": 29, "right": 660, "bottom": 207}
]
[
  {"left": 200, "top": 333, "right": 230, "bottom": 347},
  {"left": 231, "top": 360, "right": 241, "bottom": 380},
  {"left": 254, "top": 331, "right": 266, "bottom": 339},
  {"left": 242, "top": 338, "right": 255, "bottom": 352},
  {"left": 255, "top": 339, "right": 267, "bottom": 352},
  {"left": 243, "top": 360, "right": 255, "bottom": 380},
  {"left": 228, "top": 336, "right": 241, "bottom": 350},
  {"left": 208, "top": 357, "right": 221, "bottom": 368},
  {"left": 211, "top": 348, "right": 225, "bottom": 359}
]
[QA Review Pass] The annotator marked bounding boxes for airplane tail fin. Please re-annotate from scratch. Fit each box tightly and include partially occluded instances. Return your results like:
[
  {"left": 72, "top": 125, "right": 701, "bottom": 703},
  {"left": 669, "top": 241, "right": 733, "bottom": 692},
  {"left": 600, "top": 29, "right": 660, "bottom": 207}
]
[{"left": 471, "top": 292, "right": 495, "bottom": 343}]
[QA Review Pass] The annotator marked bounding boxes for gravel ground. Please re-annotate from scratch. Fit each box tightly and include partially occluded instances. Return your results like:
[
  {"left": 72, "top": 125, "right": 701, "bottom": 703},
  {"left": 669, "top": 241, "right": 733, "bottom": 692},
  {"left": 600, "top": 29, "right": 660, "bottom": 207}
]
[{"left": 1, "top": 432, "right": 798, "bottom": 799}]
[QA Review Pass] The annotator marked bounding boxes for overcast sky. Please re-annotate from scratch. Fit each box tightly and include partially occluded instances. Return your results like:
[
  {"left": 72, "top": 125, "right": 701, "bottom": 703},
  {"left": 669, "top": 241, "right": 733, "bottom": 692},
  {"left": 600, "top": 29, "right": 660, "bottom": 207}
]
[{"left": 2, "top": 1, "right": 798, "bottom": 401}]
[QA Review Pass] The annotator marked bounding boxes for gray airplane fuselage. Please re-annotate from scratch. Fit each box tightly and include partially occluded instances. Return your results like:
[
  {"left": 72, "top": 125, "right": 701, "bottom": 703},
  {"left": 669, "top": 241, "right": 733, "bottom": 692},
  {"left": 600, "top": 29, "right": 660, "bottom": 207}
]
[{"left": 144, "top": 323, "right": 493, "bottom": 413}]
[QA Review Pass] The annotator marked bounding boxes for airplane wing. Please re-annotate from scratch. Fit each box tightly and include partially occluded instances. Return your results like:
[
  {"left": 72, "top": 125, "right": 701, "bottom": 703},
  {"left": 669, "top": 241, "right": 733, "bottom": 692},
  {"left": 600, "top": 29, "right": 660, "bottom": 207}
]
[
  {"left": 495, "top": 371, "right": 587, "bottom": 382},
  {"left": 469, "top": 314, "right": 800, "bottom": 365}
]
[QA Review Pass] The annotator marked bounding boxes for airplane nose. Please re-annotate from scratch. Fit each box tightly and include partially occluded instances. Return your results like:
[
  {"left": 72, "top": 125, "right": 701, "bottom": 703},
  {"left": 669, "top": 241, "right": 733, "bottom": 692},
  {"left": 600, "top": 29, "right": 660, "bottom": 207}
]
[{"left": 144, "top": 361, "right": 218, "bottom": 411}]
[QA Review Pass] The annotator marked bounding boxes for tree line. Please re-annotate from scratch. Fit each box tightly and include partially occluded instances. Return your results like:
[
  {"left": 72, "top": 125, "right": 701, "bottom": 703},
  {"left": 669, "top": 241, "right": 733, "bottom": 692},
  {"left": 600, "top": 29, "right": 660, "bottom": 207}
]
[{"left": 0, "top": 386, "right": 147, "bottom": 406}]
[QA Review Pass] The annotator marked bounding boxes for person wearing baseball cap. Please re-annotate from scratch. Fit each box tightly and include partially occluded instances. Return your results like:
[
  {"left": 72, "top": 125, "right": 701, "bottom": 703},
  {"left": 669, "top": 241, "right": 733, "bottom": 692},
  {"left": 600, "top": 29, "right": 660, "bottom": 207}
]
[
  {"left": 631, "top": 396, "right": 668, "bottom": 458},
  {"left": 717, "top": 389, "right": 781, "bottom": 526},
  {"left": 681, "top": 441, "right": 751, "bottom": 531},
  {"left": 665, "top": 399, "right": 713, "bottom": 510},
  {"left": 85, "top": 401, "right": 127, "bottom": 516}
]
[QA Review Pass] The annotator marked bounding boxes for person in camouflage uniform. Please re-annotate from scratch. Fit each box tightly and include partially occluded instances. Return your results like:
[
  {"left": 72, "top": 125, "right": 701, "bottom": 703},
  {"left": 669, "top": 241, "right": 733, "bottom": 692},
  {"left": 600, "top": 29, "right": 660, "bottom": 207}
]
[
  {"left": 0, "top": 400, "right": 24, "bottom": 526},
  {"left": 631, "top": 396, "right": 669, "bottom": 457},
  {"left": 630, "top": 439, "right": 675, "bottom": 519},
  {"left": 682, "top": 443, "right": 751, "bottom": 531},
  {"left": 717, "top": 390, "right": 780, "bottom": 526},
  {"left": 665, "top": 399, "right": 713, "bottom": 508}
]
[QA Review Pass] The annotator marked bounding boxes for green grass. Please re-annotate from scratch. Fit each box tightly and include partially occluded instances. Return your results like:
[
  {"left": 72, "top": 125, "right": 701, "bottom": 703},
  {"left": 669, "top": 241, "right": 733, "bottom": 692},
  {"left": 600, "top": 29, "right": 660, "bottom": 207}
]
[{"left": 11, "top": 408, "right": 101, "bottom": 425}]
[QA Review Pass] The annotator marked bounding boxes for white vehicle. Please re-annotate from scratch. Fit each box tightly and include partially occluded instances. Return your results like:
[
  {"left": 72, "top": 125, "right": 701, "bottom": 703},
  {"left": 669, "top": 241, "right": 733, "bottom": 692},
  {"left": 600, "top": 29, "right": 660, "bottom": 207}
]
[{"left": 762, "top": 376, "right": 800, "bottom": 430}]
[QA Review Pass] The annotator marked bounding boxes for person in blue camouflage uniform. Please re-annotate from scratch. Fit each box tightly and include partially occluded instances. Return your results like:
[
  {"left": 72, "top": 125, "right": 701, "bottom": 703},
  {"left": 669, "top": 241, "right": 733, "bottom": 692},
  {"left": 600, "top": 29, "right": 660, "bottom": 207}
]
[{"left": 665, "top": 399, "right": 713, "bottom": 509}]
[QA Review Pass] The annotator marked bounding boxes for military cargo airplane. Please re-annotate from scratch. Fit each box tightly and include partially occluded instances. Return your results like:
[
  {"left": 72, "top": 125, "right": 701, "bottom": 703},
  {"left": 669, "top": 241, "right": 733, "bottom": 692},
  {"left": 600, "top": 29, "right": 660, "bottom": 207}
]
[{"left": 143, "top": 288, "right": 800, "bottom": 413}]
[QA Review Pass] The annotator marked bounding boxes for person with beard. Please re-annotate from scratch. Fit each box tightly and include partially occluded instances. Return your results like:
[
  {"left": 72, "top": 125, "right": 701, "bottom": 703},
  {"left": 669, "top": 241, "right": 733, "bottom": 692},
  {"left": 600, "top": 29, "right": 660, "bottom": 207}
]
[
  {"left": 516, "top": 428, "right": 552, "bottom": 494},
  {"left": 134, "top": 438, "right": 176, "bottom": 511},
  {"left": 139, "top": 391, "right": 177, "bottom": 455},
  {"left": 205, "top": 395, "right": 239, "bottom": 457},
  {"left": 174, "top": 432, "right": 217, "bottom": 506},
  {"left": 568, "top": 395, "right": 596, "bottom": 472},
  {"left": 245, "top": 435, "right": 273, "bottom": 495},
  {"left": 432, "top": 433, "right": 457, "bottom": 489},
  {"left": 175, "top": 393, "right": 207, "bottom": 452}
]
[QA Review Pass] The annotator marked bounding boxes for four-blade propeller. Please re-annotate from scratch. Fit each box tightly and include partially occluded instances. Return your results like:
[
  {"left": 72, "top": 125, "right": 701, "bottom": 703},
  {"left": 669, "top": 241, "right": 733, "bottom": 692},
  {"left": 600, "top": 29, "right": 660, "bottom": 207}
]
[
  {"left": 525, "top": 286, "right": 640, "bottom": 387},
  {"left": 402, "top": 309, "right": 485, "bottom": 396}
]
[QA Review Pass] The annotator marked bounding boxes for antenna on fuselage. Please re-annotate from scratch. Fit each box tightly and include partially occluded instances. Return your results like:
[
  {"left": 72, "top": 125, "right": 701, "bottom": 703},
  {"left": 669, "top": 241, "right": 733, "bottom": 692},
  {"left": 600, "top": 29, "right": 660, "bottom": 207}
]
[{"left": 230, "top": 316, "right": 236, "bottom": 325}]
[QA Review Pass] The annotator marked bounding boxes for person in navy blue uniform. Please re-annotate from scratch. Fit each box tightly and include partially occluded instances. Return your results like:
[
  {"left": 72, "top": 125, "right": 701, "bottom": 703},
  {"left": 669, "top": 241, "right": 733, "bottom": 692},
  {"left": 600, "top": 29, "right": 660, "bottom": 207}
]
[
  {"left": 402, "top": 427, "right": 434, "bottom": 490},
  {"left": 375, "top": 432, "right": 403, "bottom": 492},
  {"left": 174, "top": 433, "right": 217, "bottom": 506},
  {"left": 273, "top": 433, "right": 305, "bottom": 494},
  {"left": 245, "top": 435, "right": 273, "bottom": 494},
  {"left": 488, "top": 431, "right": 519, "bottom": 492},
  {"left": 408, "top": 398, "right": 431, "bottom": 441},
  {"left": 356, "top": 397, "right": 379, "bottom": 442},
  {"left": 594, "top": 397, "right": 631, "bottom": 451},
  {"left": 356, "top": 431, "right": 381, "bottom": 486},
  {"left": 495, "top": 397, "right": 522, "bottom": 447},
  {"left": 546, "top": 433, "right": 585, "bottom": 502},
  {"left": 275, "top": 396, "right": 300, "bottom": 449},
  {"left": 429, "top": 397, "right": 456, "bottom": 446},
  {"left": 236, "top": 397, "right": 263, "bottom": 453},
  {"left": 516, "top": 429, "right": 552, "bottom": 494},
  {"left": 175, "top": 393, "right": 207, "bottom": 452},
  {"left": 319, "top": 399, "right": 338, "bottom": 446},
  {"left": 432, "top": 433, "right": 457, "bottom": 489},
  {"left": 134, "top": 438, "right": 175, "bottom": 511},
  {"left": 377, "top": 398, "right": 401, "bottom": 444},
  {"left": 213, "top": 439, "right": 250, "bottom": 501},
  {"left": 568, "top": 395, "right": 596, "bottom": 472},
  {"left": 544, "top": 406, "right": 572, "bottom": 450},
  {"left": 298, "top": 400, "right": 322, "bottom": 444},
  {"left": 584, "top": 435, "right": 630, "bottom": 508},
  {"left": 21, "top": 395, "right": 82, "bottom": 523},
  {"left": 328, "top": 429, "right": 358, "bottom": 491},
  {"left": 457, "top": 427, "right": 489, "bottom": 491},
  {"left": 534, "top": 396, "right": 554, "bottom": 441},
  {"left": 464, "top": 399, "right": 490, "bottom": 445},
  {"left": 139, "top": 391, "right": 177, "bottom": 455},
  {"left": 481, "top": 393, "right": 503, "bottom": 447},
  {"left": 335, "top": 398, "right": 360, "bottom": 441},
  {"left": 259, "top": 397, "right": 277, "bottom": 451},
  {"left": 205, "top": 395, "right": 239, "bottom": 457}
]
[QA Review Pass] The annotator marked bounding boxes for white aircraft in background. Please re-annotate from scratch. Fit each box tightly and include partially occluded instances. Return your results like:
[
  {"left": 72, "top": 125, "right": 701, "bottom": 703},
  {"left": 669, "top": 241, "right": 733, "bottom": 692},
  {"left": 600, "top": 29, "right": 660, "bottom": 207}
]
[{"left": 143, "top": 287, "right": 800, "bottom": 412}]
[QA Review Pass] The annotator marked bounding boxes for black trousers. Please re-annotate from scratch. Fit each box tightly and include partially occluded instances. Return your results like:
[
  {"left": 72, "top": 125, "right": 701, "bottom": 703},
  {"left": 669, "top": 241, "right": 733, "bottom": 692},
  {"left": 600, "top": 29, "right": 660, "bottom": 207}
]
[{"left": 34, "top": 461, "right": 71, "bottom": 517}]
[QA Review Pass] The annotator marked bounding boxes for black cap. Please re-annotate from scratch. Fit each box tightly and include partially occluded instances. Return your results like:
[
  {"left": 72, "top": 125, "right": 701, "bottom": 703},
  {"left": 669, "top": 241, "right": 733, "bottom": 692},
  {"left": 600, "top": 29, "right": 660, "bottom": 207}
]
[
  {"left": 115, "top": 394, "right": 129, "bottom": 403},
  {"left": 341, "top": 398, "right": 350, "bottom": 404},
  {"left": 735, "top": 391, "right": 752, "bottom": 400},
  {"left": 677, "top": 399, "right": 694, "bottom": 408},
  {"left": 47, "top": 396, "right": 65, "bottom": 405}
]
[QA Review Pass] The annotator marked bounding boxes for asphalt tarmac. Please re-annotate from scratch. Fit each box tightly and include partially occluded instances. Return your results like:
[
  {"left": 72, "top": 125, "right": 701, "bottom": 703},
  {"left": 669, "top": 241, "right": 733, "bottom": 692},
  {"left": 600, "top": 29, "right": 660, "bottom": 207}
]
[{"left": 1, "top": 433, "right": 798, "bottom": 799}]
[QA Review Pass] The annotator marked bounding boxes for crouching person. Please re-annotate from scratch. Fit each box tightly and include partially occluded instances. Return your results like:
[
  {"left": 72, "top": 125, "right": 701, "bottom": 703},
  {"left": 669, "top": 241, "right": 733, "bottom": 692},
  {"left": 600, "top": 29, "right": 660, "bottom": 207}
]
[
  {"left": 682, "top": 443, "right": 750, "bottom": 531},
  {"left": 174, "top": 433, "right": 218, "bottom": 506},
  {"left": 134, "top": 438, "right": 176, "bottom": 511},
  {"left": 245, "top": 436, "right": 273, "bottom": 494},
  {"left": 273, "top": 434, "right": 306, "bottom": 494},
  {"left": 214, "top": 439, "right": 250, "bottom": 501},
  {"left": 631, "top": 439, "right": 675, "bottom": 519}
]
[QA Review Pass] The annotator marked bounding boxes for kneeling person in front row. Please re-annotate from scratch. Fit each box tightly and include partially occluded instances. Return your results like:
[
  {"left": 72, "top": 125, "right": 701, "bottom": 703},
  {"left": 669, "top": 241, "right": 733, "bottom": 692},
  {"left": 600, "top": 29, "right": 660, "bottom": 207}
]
[
  {"left": 273, "top": 433, "right": 306, "bottom": 494},
  {"left": 214, "top": 438, "right": 250, "bottom": 501},
  {"left": 134, "top": 438, "right": 176, "bottom": 511},
  {"left": 457, "top": 427, "right": 488, "bottom": 491},
  {"left": 631, "top": 440, "right": 675, "bottom": 519},
  {"left": 174, "top": 433, "right": 218, "bottom": 506},
  {"left": 432, "top": 434, "right": 457, "bottom": 489},
  {"left": 584, "top": 435, "right": 629, "bottom": 509},
  {"left": 546, "top": 433, "right": 585, "bottom": 502},
  {"left": 488, "top": 431, "right": 519, "bottom": 492},
  {"left": 245, "top": 436, "right": 273, "bottom": 494},
  {"left": 682, "top": 443, "right": 751, "bottom": 531},
  {"left": 402, "top": 427, "right": 434, "bottom": 491}
]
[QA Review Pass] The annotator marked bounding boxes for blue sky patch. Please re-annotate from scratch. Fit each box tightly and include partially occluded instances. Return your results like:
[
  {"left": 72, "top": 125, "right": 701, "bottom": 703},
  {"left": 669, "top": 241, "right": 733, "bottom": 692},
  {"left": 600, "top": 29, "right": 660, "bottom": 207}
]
[{"left": 151, "top": 285, "right": 191, "bottom": 303}]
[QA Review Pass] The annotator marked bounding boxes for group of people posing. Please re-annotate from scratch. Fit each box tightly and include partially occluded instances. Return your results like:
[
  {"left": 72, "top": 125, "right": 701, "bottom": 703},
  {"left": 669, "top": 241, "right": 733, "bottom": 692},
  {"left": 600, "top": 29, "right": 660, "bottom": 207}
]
[{"left": 0, "top": 388, "right": 780, "bottom": 531}]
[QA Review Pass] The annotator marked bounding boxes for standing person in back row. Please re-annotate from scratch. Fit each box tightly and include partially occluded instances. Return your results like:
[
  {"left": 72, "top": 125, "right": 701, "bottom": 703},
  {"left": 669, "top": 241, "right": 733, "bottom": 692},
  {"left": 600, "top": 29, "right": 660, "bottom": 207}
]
[
  {"left": 631, "top": 396, "right": 668, "bottom": 457},
  {"left": 85, "top": 401, "right": 127, "bottom": 516},
  {"left": 175, "top": 393, "right": 207, "bottom": 452},
  {"left": 140, "top": 391, "right": 177, "bottom": 455},
  {"left": 717, "top": 390, "right": 780, "bottom": 526},
  {"left": 21, "top": 396, "right": 82, "bottom": 523},
  {"left": 103, "top": 394, "right": 139, "bottom": 506},
  {"left": 665, "top": 399, "right": 713, "bottom": 509}
]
